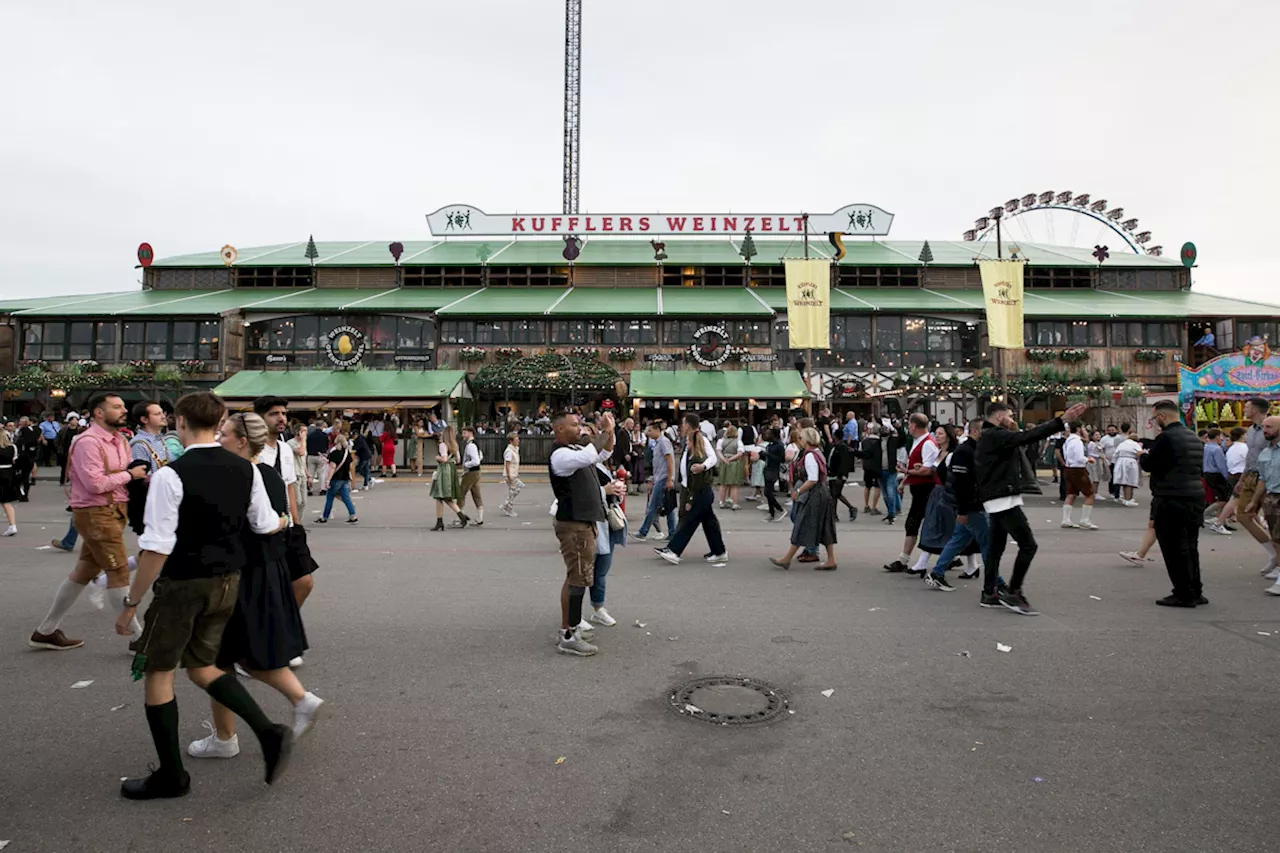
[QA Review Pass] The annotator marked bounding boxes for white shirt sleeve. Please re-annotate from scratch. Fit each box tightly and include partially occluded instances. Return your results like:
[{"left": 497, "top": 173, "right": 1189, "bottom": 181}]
[
  {"left": 248, "top": 465, "right": 283, "bottom": 534},
  {"left": 1064, "top": 436, "right": 1087, "bottom": 467},
  {"left": 804, "top": 453, "right": 819, "bottom": 482},
  {"left": 920, "top": 439, "right": 940, "bottom": 469},
  {"left": 464, "top": 443, "right": 482, "bottom": 469},
  {"left": 550, "top": 444, "right": 607, "bottom": 477},
  {"left": 137, "top": 466, "right": 182, "bottom": 555}
]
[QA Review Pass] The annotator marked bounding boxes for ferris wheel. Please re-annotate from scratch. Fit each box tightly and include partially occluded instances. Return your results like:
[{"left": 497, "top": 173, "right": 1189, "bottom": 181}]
[{"left": 962, "top": 191, "right": 1162, "bottom": 256}]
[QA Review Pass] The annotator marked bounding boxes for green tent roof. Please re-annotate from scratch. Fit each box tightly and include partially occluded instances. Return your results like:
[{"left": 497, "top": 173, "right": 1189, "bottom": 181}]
[
  {"left": 149, "top": 239, "right": 1187, "bottom": 270},
  {"left": 628, "top": 369, "right": 808, "bottom": 401},
  {"left": 212, "top": 369, "right": 468, "bottom": 402}
]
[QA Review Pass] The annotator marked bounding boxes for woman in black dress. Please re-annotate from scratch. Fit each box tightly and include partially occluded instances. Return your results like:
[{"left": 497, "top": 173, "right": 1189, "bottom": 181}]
[
  {"left": 914, "top": 425, "right": 980, "bottom": 577},
  {"left": 187, "top": 413, "right": 323, "bottom": 762},
  {"left": 0, "top": 429, "right": 19, "bottom": 535}
]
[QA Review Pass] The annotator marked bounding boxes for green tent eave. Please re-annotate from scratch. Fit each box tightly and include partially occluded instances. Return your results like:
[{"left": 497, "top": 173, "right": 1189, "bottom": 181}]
[
  {"left": 212, "top": 369, "right": 470, "bottom": 405},
  {"left": 629, "top": 369, "right": 808, "bottom": 401}
]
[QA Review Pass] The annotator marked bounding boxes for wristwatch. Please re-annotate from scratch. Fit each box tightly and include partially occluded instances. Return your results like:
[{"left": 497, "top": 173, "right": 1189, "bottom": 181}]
[{"left": 122, "top": 594, "right": 142, "bottom": 609}]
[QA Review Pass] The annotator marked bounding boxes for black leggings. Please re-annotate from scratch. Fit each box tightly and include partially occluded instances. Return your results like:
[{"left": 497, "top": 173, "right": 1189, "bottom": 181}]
[
  {"left": 829, "top": 477, "right": 856, "bottom": 513},
  {"left": 763, "top": 469, "right": 783, "bottom": 515}
]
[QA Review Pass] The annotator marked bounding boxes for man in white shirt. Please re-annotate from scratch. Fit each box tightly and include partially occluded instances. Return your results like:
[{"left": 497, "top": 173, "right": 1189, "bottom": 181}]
[
  {"left": 1098, "top": 424, "right": 1122, "bottom": 500},
  {"left": 500, "top": 432, "right": 523, "bottom": 517},
  {"left": 255, "top": 396, "right": 311, "bottom": 668},
  {"left": 1061, "top": 424, "right": 1099, "bottom": 530},
  {"left": 113, "top": 391, "right": 289, "bottom": 800}
]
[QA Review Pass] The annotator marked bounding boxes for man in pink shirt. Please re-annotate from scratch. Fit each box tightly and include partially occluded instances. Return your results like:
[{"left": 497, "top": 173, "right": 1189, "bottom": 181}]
[{"left": 30, "top": 392, "right": 146, "bottom": 651}]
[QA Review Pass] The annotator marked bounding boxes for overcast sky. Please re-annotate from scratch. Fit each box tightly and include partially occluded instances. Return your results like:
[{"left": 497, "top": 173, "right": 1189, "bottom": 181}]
[{"left": 2, "top": 0, "right": 1275, "bottom": 302}]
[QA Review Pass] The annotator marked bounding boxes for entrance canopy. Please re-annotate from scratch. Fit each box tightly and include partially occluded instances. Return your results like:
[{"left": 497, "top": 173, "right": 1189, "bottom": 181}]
[
  {"left": 212, "top": 369, "right": 469, "bottom": 410},
  {"left": 629, "top": 369, "right": 807, "bottom": 402}
]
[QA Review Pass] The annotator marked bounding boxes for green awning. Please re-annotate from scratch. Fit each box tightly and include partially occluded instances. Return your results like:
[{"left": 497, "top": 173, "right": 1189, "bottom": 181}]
[
  {"left": 436, "top": 287, "right": 565, "bottom": 316},
  {"left": 629, "top": 369, "right": 807, "bottom": 401},
  {"left": 212, "top": 369, "right": 469, "bottom": 404},
  {"left": 659, "top": 287, "right": 773, "bottom": 316},
  {"left": 550, "top": 288, "right": 659, "bottom": 316}
]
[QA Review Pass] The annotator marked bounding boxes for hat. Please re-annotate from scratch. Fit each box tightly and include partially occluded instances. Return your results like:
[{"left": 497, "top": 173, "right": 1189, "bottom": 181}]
[{"left": 65, "top": 412, "right": 81, "bottom": 422}]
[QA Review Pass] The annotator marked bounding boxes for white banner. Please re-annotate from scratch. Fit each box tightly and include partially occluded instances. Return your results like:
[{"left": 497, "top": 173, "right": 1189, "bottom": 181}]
[{"left": 425, "top": 204, "right": 894, "bottom": 237}]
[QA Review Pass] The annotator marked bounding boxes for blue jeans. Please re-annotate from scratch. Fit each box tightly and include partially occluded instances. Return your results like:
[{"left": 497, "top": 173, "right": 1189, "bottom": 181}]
[
  {"left": 356, "top": 459, "right": 372, "bottom": 488},
  {"left": 590, "top": 550, "right": 613, "bottom": 607},
  {"left": 60, "top": 517, "right": 78, "bottom": 550},
  {"left": 931, "top": 511, "right": 991, "bottom": 576},
  {"left": 638, "top": 482, "right": 676, "bottom": 536},
  {"left": 880, "top": 471, "right": 901, "bottom": 516},
  {"left": 323, "top": 479, "right": 357, "bottom": 519}
]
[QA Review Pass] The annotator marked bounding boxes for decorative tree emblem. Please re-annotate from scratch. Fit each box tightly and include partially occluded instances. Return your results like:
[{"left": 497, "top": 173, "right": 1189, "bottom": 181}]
[
  {"left": 739, "top": 229, "right": 757, "bottom": 262},
  {"left": 305, "top": 235, "right": 319, "bottom": 266},
  {"left": 918, "top": 240, "right": 934, "bottom": 264}
]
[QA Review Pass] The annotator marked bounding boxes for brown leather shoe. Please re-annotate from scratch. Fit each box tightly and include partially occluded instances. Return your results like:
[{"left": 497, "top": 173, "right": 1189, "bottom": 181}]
[
  {"left": 797, "top": 553, "right": 820, "bottom": 563},
  {"left": 29, "top": 629, "right": 84, "bottom": 650}
]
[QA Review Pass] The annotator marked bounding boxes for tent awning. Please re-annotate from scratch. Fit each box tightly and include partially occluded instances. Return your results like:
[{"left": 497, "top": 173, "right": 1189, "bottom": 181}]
[
  {"left": 211, "top": 369, "right": 469, "bottom": 403},
  {"left": 628, "top": 369, "right": 808, "bottom": 401}
]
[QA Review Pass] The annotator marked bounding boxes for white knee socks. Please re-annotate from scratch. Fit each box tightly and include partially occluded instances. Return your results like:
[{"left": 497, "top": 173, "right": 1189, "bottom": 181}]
[
  {"left": 1062, "top": 504, "right": 1074, "bottom": 524},
  {"left": 105, "top": 588, "right": 142, "bottom": 639},
  {"left": 911, "top": 552, "right": 930, "bottom": 571},
  {"left": 36, "top": 579, "right": 87, "bottom": 635},
  {"left": 1081, "top": 505, "right": 1093, "bottom": 524}
]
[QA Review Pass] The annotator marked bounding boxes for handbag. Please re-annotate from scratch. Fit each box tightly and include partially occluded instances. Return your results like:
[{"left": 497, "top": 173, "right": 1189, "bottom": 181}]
[{"left": 607, "top": 502, "right": 627, "bottom": 531}]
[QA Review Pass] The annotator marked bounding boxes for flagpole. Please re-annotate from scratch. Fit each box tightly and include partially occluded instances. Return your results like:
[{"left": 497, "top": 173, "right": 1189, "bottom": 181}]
[
  {"left": 994, "top": 212, "right": 1008, "bottom": 409},
  {"left": 802, "top": 214, "right": 813, "bottom": 415}
]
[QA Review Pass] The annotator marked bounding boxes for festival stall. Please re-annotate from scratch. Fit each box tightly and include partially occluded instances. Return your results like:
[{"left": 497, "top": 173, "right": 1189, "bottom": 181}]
[{"left": 1179, "top": 338, "right": 1280, "bottom": 426}]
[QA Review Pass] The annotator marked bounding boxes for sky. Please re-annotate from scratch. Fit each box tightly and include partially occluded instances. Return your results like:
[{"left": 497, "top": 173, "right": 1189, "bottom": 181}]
[{"left": 1, "top": 0, "right": 1276, "bottom": 303}]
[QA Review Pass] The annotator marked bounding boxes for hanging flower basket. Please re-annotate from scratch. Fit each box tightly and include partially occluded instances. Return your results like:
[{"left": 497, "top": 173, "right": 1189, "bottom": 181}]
[
  {"left": 1059, "top": 348, "right": 1090, "bottom": 363},
  {"left": 178, "top": 359, "right": 205, "bottom": 375},
  {"left": 1134, "top": 349, "right": 1166, "bottom": 363},
  {"left": 495, "top": 346, "right": 523, "bottom": 361},
  {"left": 128, "top": 359, "right": 155, "bottom": 374},
  {"left": 607, "top": 346, "right": 637, "bottom": 362},
  {"left": 569, "top": 346, "right": 599, "bottom": 359},
  {"left": 458, "top": 346, "right": 487, "bottom": 363},
  {"left": 1025, "top": 347, "right": 1056, "bottom": 362}
]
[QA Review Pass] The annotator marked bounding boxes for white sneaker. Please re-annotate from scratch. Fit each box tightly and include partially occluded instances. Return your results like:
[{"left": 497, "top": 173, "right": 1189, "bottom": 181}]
[
  {"left": 2, "top": 525, "right": 15, "bottom": 536},
  {"left": 1267, "top": 583, "right": 1280, "bottom": 596},
  {"left": 1263, "top": 560, "right": 1278, "bottom": 577},
  {"left": 289, "top": 656, "right": 304, "bottom": 668},
  {"left": 557, "top": 628, "right": 598, "bottom": 656},
  {"left": 705, "top": 553, "right": 728, "bottom": 563},
  {"left": 588, "top": 607, "right": 617, "bottom": 627},
  {"left": 1119, "top": 551, "right": 1146, "bottom": 566},
  {"left": 1078, "top": 521, "right": 1099, "bottom": 530},
  {"left": 188, "top": 721, "right": 240, "bottom": 758},
  {"left": 575, "top": 618, "right": 594, "bottom": 635},
  {"left": 630, "top": 531, "right": 648, "bottom": 541},
  {"left": 292, "top": 691, "right": 324, "bottom": 738},
  {"left": 650, "top": 531, "right": 667, "bottom": 541},
  {"left": 756, "top": 503, "right": 770, "bottom": 511},
  {"left": 1061, "top": 521, "right": 1080, "bottom": 529},
  {"left": 1124, "top": 500, "right": 1140, "bottom": 508},
  {"left": 1265, "top": 567, "right": 1280, "bottom": 581},
  {"left": 501, "top": 506, "right": 517, "bottom": 517},
  {"left": 655, "top": 548, "right": 681, "bottom": 565},
  {"left": 1207, "top": 523, "right": 1233, "bottom": 536}
]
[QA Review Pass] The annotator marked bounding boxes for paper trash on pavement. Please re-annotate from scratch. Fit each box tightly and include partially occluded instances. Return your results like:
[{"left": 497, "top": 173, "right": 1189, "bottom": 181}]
[
  {"left": 554, "top": 756, "right": 566, "bottom": 765},
  {"left": 70, "top": 680, "right": 94, "bottom": 689},
  {"left": 996, "top": 643, "right": 1012, "bottom": 653},
  {"left": 821, "top": 689, "right": 835, "bottom": 698},
  {"left": 633, "top": 620, "right": 647, "bottom": 628}
]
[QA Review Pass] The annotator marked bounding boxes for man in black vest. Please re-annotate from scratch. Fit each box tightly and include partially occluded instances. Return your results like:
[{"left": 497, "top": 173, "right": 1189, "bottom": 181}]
[
  {"left": 1142, "top": 399, "right": 1208, "bottom": 607},
  {"left": 114, "top": 392, "right": 291, "bottom": 799},
  {"left": 549, "top": 410, "right": 615, "bottom": 657}
]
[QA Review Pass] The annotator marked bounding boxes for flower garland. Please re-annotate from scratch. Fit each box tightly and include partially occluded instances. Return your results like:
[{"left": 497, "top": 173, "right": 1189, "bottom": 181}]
[{"left": 471, "top": 353, "right": 621, "bottom": 393}]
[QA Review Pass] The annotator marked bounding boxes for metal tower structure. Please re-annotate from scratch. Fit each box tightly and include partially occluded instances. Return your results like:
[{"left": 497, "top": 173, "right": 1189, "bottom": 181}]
[{"left": 561, "top": 0, "right": 582, "bottom": 215}]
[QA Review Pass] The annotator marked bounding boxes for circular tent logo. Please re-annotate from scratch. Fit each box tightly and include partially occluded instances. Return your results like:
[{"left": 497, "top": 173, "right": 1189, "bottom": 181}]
[
  {"left": 689, "top": 325, "right": 731, "bottom": 368},
  {"left": 325, "top": 325, "right": 367, "bottom": 368}
]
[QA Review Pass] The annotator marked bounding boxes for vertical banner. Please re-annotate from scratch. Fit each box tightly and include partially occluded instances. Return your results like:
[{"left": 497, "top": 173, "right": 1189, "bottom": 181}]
[
  {"left": 784, "top": 258, "right": 832, "bottom": 348},
  {"left": 977, "top": 259, "right": 1026, "bottom": 349}
]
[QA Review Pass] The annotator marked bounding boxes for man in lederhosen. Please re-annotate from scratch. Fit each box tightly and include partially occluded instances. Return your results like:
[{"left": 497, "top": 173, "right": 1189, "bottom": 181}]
[{"left": 115, "top": 391, "right": 292, "bottom": 799}]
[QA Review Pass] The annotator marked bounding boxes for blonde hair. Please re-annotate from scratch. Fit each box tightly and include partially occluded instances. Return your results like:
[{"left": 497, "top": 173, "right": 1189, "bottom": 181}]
[
  {"left": 725, "top": 425, "right": 739, "bottom": 440},
  {"left": 333, "top": 433, "right": 349, "bottom": 450},
  {"left": 800, "top": 427, "right": 822, "bottom": 448},
  {"left": 0, "top": 429, "right": 10, "bottom": 449},
  {"left": 224, "top": 412, "right": 269, "bottom": 458},
  {"left": 440, "top": 425, "right": 458, "bottom": 458}
]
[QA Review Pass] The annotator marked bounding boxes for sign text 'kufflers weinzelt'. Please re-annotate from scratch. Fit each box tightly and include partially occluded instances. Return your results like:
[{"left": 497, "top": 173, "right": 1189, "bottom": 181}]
[{"left": 426, "top": 204, "right": 894, "bottom": 237}]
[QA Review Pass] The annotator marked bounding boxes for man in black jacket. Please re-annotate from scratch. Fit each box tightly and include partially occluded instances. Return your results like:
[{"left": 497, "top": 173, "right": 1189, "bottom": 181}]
[
  {"left": 975, "top": 401, "right": 1087, "bottom": 614},
  {"left": 1142, "top": 400, "right": 1208, "bottom": 607},
  {"left": 827, "top": 437, "right": 858, "bottom": 521},
  {"left": 925, "top": 419, "right": 991, "bottom": 591}
]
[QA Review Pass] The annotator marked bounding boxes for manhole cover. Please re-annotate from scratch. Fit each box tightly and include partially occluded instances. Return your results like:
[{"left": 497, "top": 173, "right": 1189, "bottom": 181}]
[{"left": 668, "top": 676, "right": 790, "bottom": 726}]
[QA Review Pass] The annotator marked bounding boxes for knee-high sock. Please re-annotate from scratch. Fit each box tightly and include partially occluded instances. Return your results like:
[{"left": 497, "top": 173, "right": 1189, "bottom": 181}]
[
  {"left": 1081, "top": 505, "right": 1093, "bottom": 524},
  {"left": 567, "top": 586, "right": 586, "bottom": 633},
  {"left": 205, "top": 673, "right": 275, "bottom": 742},
  {"left": 145, "top": 699, "right": 185, "bottom": 777},
  {"left": 1062, "top": 504, "right": 1074, "bottom": 524},
  {"left": 106, "top": 587, "right": 143, "bottom": 638},
  {"left": 36, "top": 579, "right": 87, "bottom": 635}
]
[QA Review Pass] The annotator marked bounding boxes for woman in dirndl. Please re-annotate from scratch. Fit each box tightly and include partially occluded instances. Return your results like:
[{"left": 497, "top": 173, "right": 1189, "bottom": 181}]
[
  {"left": 187, "top": 412, "right": 322, "bottom": 759},
  {"left": 716, "top": 425, "right": 746, "bottom": 510},
  {"left": 914, "top": 425, "right": 982, "bottom": 579},
  {"left": 430, "top": 425, "right": 468, "bottom": 530},
  {"left": 1086, "top": 429, "right": 1109, "bottom": 498},
  {"left": 769, "top": 427, "right": 837, "bottom": 570},
  {"left": 1112, "top": 432, "right": 1144, "bottom": 505}
]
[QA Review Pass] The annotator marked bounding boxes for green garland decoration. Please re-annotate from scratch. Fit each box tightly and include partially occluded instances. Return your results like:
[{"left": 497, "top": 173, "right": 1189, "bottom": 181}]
[{"left": 471, "top": 353, "right": 621, "bottom": 393}]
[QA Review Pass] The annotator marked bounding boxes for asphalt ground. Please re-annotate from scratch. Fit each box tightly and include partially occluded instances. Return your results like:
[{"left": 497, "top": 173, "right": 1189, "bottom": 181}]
[{"left": 2, "top": 475, "right": 1278, "bottom": 853}]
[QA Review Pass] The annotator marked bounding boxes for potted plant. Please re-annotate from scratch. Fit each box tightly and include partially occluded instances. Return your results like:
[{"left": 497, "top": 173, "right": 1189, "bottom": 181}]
[
  {"left": 1060, "top": 348, "right": 1090, "bottom": 363},
  {"left": 1025, "top": 347, "right": 1056, "bottom": 362},
  {"left": 495, "top": 346, "right": 523, "bottom": 361},
  {"left": 155, "top": 365, "right": 184, "bottom": 384},
  {"left": 1121, "top": 382, "right": 1145, "bottom": 401},
  {"left": 569, "top": 346, "right": 599, "bottom": 359},
  {"left": 19, "top": 359, "right": 50, "bottom": 373},
  {"left": 178, "top": 359, "right": 205, "bottom": 375},
  {"left": 128, "top": 359, "right": 155, "bottom": 374},
  {"left": 73, "top": 359, "right": 101, "bottom": 373},
  {"left": 607, "top": 346, "right": 637, "bottom": 362},
  {"left": 458, "top": 346, "right": 486, "bottom": 362}
]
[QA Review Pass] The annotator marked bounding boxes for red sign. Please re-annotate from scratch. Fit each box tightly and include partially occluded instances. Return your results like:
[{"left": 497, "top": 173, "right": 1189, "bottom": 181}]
[{"left": 137, "top": 242, "right": 155, "bottom": 267}]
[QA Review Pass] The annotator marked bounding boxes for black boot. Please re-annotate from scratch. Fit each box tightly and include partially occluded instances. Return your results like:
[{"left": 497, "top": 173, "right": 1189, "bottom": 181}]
[
  {"left": 432, "top": 518, "right": 445, "bottom": 531},
  {"left": 457, "top": 513, "right": 470, "bottom": 528},
  {"left": 121, "top": 767, "right": 191, "bottom": 800}
]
